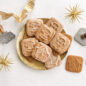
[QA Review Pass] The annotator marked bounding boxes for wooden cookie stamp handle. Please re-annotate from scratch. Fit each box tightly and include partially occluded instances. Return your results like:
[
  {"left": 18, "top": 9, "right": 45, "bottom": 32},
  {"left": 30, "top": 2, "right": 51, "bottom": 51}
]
[{"left": 81, "top": 33, "right": 86, "bottom": 39}]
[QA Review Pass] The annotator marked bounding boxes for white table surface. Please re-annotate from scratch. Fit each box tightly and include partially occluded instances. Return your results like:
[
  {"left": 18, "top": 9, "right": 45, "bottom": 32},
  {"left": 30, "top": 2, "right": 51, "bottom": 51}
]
[{"left": 0, "top": 0, "right": 86, "bottom": 86}]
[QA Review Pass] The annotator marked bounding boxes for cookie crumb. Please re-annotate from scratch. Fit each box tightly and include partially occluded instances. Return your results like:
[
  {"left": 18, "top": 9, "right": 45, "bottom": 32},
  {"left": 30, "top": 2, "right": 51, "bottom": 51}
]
[{"left": 66, "top": 55, "right": 83, "bottom": 73}]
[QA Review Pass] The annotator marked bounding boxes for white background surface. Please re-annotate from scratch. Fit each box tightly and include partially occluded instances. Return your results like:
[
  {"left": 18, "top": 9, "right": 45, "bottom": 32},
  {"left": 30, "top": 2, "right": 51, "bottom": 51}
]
[{"left": 0, "top": 0, "right": 86, "bottom": 86}]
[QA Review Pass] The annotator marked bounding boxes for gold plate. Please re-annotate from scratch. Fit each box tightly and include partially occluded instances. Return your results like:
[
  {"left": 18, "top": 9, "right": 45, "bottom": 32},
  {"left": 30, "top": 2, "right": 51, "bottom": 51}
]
[{"left": 16, "top": 18, "right": 67, "bottom": 70}]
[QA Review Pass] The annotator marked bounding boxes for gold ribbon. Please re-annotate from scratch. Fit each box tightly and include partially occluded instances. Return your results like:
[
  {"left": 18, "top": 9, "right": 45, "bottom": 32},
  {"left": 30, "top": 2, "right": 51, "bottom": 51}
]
[{"left": 0, "top": 0, "right": 35, "bottom": 23}]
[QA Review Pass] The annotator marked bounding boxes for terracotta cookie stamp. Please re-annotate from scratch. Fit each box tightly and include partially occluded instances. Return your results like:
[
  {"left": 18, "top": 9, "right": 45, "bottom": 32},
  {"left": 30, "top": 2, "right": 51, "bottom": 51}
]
[
  {"left": 66, "top": 55, "right": 83, "bottom": 73},
  {"left": 74, "top": 28, "right": 86, "bottom": 46}
]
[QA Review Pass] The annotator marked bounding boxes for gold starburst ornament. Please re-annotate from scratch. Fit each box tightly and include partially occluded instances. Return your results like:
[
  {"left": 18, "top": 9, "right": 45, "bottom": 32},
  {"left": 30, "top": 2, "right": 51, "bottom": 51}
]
[
  {"left": 0, "top": 53, "right": 13, "bottom": 71},
  {"left": 66, "top": 5, "right": 84, "bottom": 22}
]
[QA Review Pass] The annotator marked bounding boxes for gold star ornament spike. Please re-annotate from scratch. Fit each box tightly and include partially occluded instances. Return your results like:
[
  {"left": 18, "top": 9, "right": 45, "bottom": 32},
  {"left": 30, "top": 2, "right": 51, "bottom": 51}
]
[
  {"left": 65, "top": 5, "right": 84, "bottom": 23},
  {"left": 0, "top": 53, "right": 13, "bottom": 71}
]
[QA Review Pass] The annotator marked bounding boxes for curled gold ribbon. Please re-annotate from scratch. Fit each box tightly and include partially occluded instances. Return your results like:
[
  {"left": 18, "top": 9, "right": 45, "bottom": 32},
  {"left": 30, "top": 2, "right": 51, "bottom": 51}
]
[{"left": 0, "top": 0, "right": 35, "bottom": 23}]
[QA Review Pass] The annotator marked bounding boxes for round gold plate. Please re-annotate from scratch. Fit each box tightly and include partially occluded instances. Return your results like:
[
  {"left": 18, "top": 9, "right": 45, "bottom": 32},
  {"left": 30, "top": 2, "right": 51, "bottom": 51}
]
[{"left": 16, "top": 18, "right": 67, "bottom": 70}]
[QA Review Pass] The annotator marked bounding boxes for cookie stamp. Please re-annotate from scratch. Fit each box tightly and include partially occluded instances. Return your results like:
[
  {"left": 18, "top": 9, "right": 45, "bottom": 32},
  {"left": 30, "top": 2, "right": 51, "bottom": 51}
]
[
  {"left": 74, "top": 28, "right": 86, "bottom": 46},
  {"left": 0, "top": 32, "right": 15, "bottom": 44}
]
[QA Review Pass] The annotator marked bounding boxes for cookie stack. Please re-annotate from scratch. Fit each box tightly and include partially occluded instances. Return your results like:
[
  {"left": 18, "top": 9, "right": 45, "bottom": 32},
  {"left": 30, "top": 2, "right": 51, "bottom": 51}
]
[{"left": 21, "top": 17, "right": 72, "bottom": 69}]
